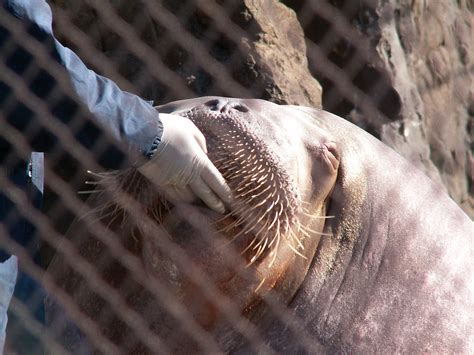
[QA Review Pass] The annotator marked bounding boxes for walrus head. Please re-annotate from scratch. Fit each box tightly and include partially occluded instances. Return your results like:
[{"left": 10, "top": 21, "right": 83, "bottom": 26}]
[
  {"left": 181, "top": 98, "right": 338, "bottom": 262},
  {"left": 63, "top": 97, "right": 340, "bottom": 352},
  {"left": 131, "top": 98, "right": 339, "bottom": 333}
]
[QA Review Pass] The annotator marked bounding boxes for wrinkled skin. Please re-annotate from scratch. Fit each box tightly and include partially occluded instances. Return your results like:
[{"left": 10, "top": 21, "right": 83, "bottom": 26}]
[{"left": 46, "top": 97, "right": 473, "bottom": 354}]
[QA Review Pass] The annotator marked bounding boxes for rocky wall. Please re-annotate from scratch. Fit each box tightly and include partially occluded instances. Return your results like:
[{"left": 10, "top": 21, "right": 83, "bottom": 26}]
[
  {"left": 51, "top": 0, "right": 472, "bottom": 217},
  {"left": 285, "top": 0, "right": 473, "bottom": 218},
  {"left": 50, "top": 0, "right": 322, "bottom": 106},
  {"left": 376, "top": 0, "right": 473, "bottom": 217}
]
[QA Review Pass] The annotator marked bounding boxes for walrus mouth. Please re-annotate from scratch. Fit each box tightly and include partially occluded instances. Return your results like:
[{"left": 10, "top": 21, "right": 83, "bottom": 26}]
[{"left": 179, "top": 104, "right": 304, "bottom": 264}]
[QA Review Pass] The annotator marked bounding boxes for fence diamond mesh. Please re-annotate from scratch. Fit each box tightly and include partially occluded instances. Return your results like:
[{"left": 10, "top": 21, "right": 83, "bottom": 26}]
[{"left": 1, "top": 0, "right": 473, "bottom": 354}]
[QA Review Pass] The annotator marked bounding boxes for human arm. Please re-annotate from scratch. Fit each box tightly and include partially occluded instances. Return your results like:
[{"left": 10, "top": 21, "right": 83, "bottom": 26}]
[
  {"left": 4, "top": 0, "right": 162, "bottom": 157},
  {"left": 2, "top": 0, "right": 232, "bottom": 212}
]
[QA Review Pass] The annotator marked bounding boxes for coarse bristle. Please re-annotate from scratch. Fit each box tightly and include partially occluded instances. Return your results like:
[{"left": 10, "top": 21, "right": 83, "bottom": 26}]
[
  {"left": 183, "top": 107, "right": 303, "bottom": 265},
  {"left": 80, "top": 169, "right": 168, "bottom": 230},
  {"left": 85, "top": 107, "right": 326, "bottom": 266}
]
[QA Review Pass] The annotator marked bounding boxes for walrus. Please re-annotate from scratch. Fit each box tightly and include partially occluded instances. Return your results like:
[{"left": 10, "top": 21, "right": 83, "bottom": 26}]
[{"left": 45, "top": 97, "right": 473, "bottom": 354}]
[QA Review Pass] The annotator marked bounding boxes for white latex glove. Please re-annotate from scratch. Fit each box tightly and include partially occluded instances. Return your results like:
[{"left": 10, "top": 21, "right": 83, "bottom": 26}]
[{"left": 139, "top": 113, "right": 233, "bottom": 213}]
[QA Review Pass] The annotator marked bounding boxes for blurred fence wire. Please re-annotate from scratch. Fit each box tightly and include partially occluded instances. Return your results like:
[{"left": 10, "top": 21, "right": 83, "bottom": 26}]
[{"left": 0, "top": 0, "right": 472, "bottom": 354}]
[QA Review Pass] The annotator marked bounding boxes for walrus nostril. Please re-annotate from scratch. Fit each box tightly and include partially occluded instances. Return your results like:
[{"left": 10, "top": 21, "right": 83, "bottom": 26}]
[
  {"left": 205, "top": 99, "right": 226, "bottom": 112},
  {"left": 231, "top": 103, "right": 249, "bottom": 113}
]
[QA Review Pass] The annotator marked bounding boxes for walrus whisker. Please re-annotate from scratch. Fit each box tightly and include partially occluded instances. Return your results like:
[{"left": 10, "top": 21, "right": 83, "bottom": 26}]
[
  {"left": 267, "top": 229, "right": 278, "bottom": 249},
  {"left": 234, "top": 178, "right": 255, "bottom": 192},
  {"left": 297, "top": 224, "right": 312, "bottom": 240},
  {"left": 236, "top": 182, "right": 264, "bottom": 196},
  {"left": 252, "top": 228, "right": 270, "bottom": 250},
  {"left": 215, "top": 219, "right": 240, "bottom": 234},
  {"left": 300, "top": 224, "right": 332, "bottom": 237},
  {"left": 299, "top": 200, "right": 312, "bottom": 207},
  {"left": 252, "top": 235, "right": 268, "bottom": 254},
  {"left": 266, "top": 211, "right": 280, "bottom": 232},
  {"left": 222, "top": 216, "right": 259, "bottom": 244},
  {"left": 261, "top": 201, "right": 277, "bottom": 219},
  {"left": 269, "top": 231, "right": 281, "bottom": 267},
  {"left": 150, "top": 200, "right": 168, "bottom": 224},
  {"left": 234, "top": 213, "right": 255, "bottom": 234},
  {"left": 246, "top": 184, "right": 273, "bottom": 200},
  {"left": 258, "top": 172, "right": 271, "bottom": 183},
  {"left": 231, "top": 148, "right": 246, "bottom": 156},
  {"left": 226, "top": 204, "right": 253, "bottom": 223},
  {"left": 282, "top": 216, "right": 290, "bottom": 236},
  {"left": 254, "top": 277, "right": 266, "bottom": 293},
  {"left": 77, "top": 189, "right": 104, "bottom": 195},
  {"left": 108, "top": 202, "right": 121, "bottom": 219},
  {"left": 120, "top": 207, "right": 128, "bottom": 228},
  {"left": 248, "top": 198, "right": 271, "bottom": 211},
  {"left": 252, "top": 247, "right": 264, "bottom": 263},
  {"left": 250, "top": 245, "right": 264, "bottom": 264},
  {"left": 253, "top": 219, "right": 271, "bottom": 239},
  {"left": 222, "top": 164, "right": 241, "bottom": 175},
  {"left": 150, "top": 205, "right": 159, "bottom": 222},
  {"left": 213, "top": 210, "right": 238, "bottom": 225},
  {"left": 255, "top": 203, "right": 273, "bottom": 225},
  {"left": 246, "top": 188, "right": 273, "bottom": 206},
  {"left": 286, "top": 242, "right": 307, "bottom": 259},
  {"left": 302, "top": 211, "right": 335, "bottom": 219},
  {"left": 130, "top": 227, "right": 139, "bottom": 243},
  {"left": 106, "top": 206, "right": 126, "bottom": 229},
  {"left": 241, "top": 162, "right": 262, "bottom": 176},
  {"left": 226, "top": 152, "right": 255, "bottom": 167},
  {"left": 289, "top": 228, "right": 305, "bottom": 250},
  {"left": 217, "top": 212, "right": 263, "bottom": 249},
  {"left": 300, "top": 225, "right": 330, "bottom": 238},
  {"left": 226, "top": 161, "right": 257, "bottom": 179},
  {"left": 86, "top": 169, "right": 107, "bottom": 178},
  {"left": 77, "top": 202, "right": 113, "bottom": 222},
  {"left": 255, "top": 174, "right": 269, "bottom": 184},
  {"left": 93, "top": 205, "right": 120, "bottom": 223},
  {"left": 209, "top": 156, "right": 228, "bottom": 164},
  {"left": 241, "top": 237, "right": 258, "bottom": 259},
  {"left": 215, "top": 206, "right": 250, "bottom": 231}
]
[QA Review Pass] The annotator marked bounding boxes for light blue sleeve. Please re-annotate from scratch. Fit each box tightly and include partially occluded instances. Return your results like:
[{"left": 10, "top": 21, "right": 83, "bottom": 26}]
[{"left": 6, "top": 0, "right": 163, "bottom": 157}]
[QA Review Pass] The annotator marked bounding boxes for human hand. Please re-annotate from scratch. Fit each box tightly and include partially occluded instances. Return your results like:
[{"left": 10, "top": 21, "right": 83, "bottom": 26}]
[{"left": 139, "top": 113, "right": 233, "bottom": 213}]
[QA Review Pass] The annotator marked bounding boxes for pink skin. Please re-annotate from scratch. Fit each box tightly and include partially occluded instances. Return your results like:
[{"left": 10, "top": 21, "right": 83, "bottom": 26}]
[
  {"left": 137, "top": 98, "right": 340, "bottom": 351},
  {"left": 48, "top": 98, "right": 472, "bottom": 354}
]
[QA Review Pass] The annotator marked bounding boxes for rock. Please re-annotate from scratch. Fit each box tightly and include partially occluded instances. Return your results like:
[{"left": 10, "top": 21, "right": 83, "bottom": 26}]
[
  {"left": 50, "top": 0, "right": 322, "bottom": 107},
  {"left": 376, "top": 0, "right": 473, "bottom": 217},
  {"left": 285, "top": 0, "right": 473, "bottom": 218},
  {"left": 238, "top": 0, "right": 322, "bottom": 106}
]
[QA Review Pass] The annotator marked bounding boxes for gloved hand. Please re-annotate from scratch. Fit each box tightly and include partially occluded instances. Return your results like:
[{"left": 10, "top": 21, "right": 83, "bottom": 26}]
[{"left": 139, "top": 113, "right": 233, "bottom": 213}]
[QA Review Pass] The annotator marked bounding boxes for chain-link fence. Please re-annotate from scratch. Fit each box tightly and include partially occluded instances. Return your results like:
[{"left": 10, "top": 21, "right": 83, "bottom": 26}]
[{"left": 1, "top": 0, "right": 473, "bottom": 353}]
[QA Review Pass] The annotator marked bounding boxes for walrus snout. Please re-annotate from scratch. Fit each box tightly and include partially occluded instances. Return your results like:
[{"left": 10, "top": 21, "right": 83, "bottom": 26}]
[{"left": 179, "top": 105, "right": 303, "bottom": 263}]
